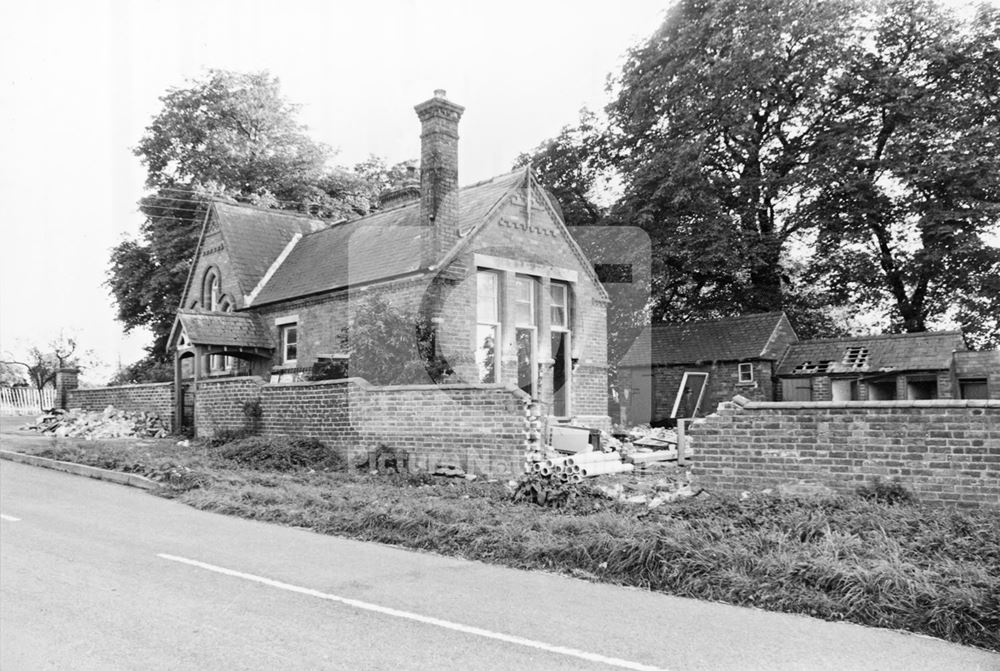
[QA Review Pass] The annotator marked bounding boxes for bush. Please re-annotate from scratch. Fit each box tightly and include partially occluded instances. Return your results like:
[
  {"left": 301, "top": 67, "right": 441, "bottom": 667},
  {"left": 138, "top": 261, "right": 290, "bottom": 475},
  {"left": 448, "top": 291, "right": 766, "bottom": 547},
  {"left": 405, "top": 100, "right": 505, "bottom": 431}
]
[
  {"left": 856, "top": 477, "right": 917, "bottom": 505},
  {"left": 207, "top": 428, "right": 255, "bottom": 447},
  {"left": 217, "top": 436, "right": 345, "bottom": 472}
]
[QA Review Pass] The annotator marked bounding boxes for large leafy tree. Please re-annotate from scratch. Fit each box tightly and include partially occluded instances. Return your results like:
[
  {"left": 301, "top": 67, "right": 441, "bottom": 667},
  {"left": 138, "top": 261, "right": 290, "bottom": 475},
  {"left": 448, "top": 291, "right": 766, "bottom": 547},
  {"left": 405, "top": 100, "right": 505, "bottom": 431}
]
[
  {"left": 109, "top": 70, "right": 389, "bottom": 372},
  {"left": 514, "top": 110, "right": 606, "bottom": 228},
  {"left": 523, "top": 0, "right": 1000, "bottom": 346},
  {"left": 606, "top": 0, "right": 861, "bottom": 318},
  {"left": 805, "top": 0, "right": 1000, "bottom": 347}
]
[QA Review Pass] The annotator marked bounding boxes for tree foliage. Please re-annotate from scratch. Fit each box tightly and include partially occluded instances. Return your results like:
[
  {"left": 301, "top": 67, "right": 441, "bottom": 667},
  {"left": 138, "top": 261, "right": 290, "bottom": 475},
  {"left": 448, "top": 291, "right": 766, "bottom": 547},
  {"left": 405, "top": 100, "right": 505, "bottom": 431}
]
[
  {"left": 521, "top": 0, "right": 1000, "bottom": 346},
  {"left": 338, "top": 296, "right": 457, "bottom": 385},
  {"left": 514, "top": 110, "right": 606, "bottom": 227},
  {"left": 1, "top": 335, "right": 84, "bottom": 390},
  {"left": 108, "top": 70, "right": 400, "bottom": 374},
  {"left": 804, "top": 0, "right": 1000, "bottom": 346}
]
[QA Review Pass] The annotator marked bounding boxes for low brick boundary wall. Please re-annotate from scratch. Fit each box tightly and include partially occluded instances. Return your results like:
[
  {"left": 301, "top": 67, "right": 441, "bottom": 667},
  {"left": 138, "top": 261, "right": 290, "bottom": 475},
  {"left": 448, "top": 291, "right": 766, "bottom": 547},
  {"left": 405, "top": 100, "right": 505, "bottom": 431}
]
[
  {"left": 687, "top": 398, "right": 1000, "bottom": 508},
  {"left": 68, "top": 383, "right": 174, "bottom": 431},
  {"left": 195, "top": 376, "right": 531, "bottom": 477}
]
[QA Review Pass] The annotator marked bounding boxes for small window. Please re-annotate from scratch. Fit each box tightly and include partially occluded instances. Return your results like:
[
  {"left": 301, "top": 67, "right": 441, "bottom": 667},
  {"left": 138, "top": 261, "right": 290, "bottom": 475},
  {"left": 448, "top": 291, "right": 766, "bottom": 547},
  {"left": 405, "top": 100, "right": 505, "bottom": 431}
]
[
  {"left": 738, "top": 363, "right": 754, "bottom": 383},
  {"left": 550, "top": 283, "right": 569, "bottom": 329},
  {"left": 281, "top": 324, "right": 298, "bottom": 365}
]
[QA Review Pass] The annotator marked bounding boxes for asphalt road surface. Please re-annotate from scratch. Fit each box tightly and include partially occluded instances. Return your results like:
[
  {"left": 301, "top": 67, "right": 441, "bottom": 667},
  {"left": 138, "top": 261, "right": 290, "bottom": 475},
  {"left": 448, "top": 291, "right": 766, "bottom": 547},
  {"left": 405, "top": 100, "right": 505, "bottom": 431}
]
[{"left": 2, "top": 460, "right": 997, "bottom": 671}]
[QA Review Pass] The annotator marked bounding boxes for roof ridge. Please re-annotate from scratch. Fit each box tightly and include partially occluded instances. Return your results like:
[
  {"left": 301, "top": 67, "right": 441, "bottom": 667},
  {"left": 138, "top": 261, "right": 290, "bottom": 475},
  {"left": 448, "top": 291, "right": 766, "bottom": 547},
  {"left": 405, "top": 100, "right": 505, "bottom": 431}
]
[
  {"left": 213, "top": 200, "right": 328, "bottom": 222},
  {"left": 792, "top": 330, "right": 964, "bottom": 345},
  {"left": 651, "top": 312, "right": 785, "bottom": 329}
]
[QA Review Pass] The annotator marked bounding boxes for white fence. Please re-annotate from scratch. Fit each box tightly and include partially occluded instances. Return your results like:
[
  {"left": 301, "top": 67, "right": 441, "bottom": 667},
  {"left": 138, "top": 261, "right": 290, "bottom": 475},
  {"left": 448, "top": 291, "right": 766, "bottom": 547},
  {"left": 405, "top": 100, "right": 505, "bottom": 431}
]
[{"left": 0, "top": 387, "right": 58, "bottom": 415}]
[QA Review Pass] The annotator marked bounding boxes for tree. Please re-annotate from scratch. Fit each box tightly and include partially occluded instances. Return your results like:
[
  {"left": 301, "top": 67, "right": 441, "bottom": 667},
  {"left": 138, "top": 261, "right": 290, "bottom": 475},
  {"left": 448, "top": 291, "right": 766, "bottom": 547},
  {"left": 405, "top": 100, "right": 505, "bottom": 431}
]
[
  {"left": 1, "top": 336, "right": 84, "bottom": 390},
  {"left": 606, "top": 0, "right": 862, "bottom": 317},
  {"left": 0, "top": 362, "right": 27, "bottom": 387},
  {"left": 338, "top": 296, "right": 456, "bottom": 385},
  {"left": 525, "top": 0, "right": 999, "bottom": 346},
  {"left": 804, "top": 0, "right": 1000, "bottom": 347},
  {"left": 514, "top": 110, "right": 607, "bottom": 227},
  {"left": 108, "top": 70, "right": 391, "bottom": 372}
]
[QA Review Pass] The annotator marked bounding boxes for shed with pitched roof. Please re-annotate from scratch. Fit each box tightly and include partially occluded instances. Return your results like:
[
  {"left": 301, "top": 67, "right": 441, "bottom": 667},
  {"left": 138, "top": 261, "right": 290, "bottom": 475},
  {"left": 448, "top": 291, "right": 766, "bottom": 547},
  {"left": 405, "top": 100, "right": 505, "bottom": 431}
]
[{"left": 617, "top": 312, "right": 798, "bottom": 425}]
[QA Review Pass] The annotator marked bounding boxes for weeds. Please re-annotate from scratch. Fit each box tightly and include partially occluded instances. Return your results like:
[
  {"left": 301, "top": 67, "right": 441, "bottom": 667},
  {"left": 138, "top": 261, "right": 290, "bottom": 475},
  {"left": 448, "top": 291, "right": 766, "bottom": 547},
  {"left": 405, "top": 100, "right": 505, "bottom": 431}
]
[
  {"left": 216, "top": 436, "right": 345, "bottom": 472},
  {"left": 856, "top": 477, "right": 918, "bottom": 505}
]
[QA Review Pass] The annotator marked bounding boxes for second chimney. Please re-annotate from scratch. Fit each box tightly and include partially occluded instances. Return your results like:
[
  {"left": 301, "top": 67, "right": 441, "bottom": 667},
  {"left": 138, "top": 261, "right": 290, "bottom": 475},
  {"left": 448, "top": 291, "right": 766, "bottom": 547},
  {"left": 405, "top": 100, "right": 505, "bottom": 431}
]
[{"left": 414, "top": 89, "right": 465, "bottom": 267}]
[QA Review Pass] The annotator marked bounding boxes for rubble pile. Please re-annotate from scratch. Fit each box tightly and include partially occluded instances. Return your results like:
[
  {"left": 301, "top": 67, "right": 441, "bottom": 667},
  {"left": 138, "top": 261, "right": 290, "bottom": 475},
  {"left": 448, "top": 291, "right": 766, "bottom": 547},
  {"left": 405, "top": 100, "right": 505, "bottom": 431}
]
[
  {"left": 25, "top": 406, "right": 169, "bottom": 440},
  {"left": 521, "top": 422, "right": 700, "bottom": 507}
]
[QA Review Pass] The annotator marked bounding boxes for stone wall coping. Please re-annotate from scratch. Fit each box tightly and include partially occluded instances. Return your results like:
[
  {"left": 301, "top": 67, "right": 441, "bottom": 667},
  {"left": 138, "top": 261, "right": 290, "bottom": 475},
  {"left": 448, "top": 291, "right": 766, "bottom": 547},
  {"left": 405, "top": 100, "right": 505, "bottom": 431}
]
[
  {"left": 73, "top": 381, "right": 174, "bottom": 391},
  {"left": 738, "top": 399, "right": 1000, "bottom": 410},
  {"left": 195, "top": 374, "right": 531, "bottom": 399}
]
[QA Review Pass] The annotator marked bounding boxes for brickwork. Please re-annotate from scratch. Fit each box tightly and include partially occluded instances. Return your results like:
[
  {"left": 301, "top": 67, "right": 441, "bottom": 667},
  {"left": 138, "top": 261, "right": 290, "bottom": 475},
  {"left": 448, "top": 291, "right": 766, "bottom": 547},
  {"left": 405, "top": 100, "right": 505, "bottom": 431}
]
[
  {"left": 688, "top": 399, "right": 1000, "bottom": 508},
  {"left": 68, "top": 383, "right": 175, "bottom": 430},
  {"left": 469, "top": 183, "right": 609, "bottom": 422},
  {"left": 650, "top": 360, "right": 775, "bottom": 422},
  {"left": 953, "top": 351, "right": 1000, "bottom": 399},
  {"left": 185, "top": 224, "right": 243, "bottom": 310},
  {"left": 195, "top": 376, "right": 530, "bottom": 477}
]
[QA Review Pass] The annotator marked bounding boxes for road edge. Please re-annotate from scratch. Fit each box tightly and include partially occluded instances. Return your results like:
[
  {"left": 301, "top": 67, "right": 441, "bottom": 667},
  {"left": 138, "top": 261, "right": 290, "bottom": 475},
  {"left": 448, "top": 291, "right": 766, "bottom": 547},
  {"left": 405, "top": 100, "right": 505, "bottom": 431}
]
[{"left": 0, "top": 450, "right": 159, "bottom": 490}]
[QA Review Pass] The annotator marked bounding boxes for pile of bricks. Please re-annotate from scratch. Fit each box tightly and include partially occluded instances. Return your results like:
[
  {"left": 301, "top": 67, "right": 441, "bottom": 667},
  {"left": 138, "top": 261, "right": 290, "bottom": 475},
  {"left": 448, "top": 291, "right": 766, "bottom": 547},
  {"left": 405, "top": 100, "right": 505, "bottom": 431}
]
[{"left": 26, "top": 405, "right": 170, "bottom": 440}]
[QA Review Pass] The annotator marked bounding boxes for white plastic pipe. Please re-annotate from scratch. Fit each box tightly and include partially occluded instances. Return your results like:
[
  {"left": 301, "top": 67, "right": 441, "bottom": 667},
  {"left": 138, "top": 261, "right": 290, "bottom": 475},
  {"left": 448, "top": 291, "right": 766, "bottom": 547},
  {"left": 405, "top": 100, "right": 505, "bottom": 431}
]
[
  {"left": 579, "top": 462, "right": 635, "bottom": 478},
  {"left": 565, "top": 452, "right": 621, "bottom": 467}
]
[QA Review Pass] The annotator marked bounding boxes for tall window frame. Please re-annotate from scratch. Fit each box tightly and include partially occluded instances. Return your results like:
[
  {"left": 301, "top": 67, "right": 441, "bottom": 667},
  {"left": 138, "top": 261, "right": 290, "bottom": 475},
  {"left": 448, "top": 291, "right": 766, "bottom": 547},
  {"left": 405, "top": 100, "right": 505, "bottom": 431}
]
[
  {"left": 280, "top": 323, "right": 298, "bottom": 366},
  {"left": 549, "top": 282, "right": 572, "bottom": 416},
  {"left": 514, "top": 275, "right": 538, "bottom": 397},
  {"left": 476, "top": 270, "right": 501, "bottom": 384}
]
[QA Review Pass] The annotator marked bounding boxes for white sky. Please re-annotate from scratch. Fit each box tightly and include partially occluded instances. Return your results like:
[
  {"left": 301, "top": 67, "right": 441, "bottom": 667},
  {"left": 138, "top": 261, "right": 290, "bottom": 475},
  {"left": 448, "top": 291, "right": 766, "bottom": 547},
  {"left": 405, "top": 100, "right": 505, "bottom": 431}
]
[{"left": 0, "top": 0, "right": 667, "bottom": 383}]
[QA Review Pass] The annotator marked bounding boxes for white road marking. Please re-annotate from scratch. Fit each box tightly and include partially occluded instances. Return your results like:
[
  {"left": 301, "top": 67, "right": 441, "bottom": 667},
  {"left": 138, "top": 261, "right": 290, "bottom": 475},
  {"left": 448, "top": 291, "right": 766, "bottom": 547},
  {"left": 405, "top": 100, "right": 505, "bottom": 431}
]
[
  {"left": 158, "top": 553, "right": 669, "bottom": 671},
  {"left": 1, "top": 514, "right": 21, "bottom": 522}
]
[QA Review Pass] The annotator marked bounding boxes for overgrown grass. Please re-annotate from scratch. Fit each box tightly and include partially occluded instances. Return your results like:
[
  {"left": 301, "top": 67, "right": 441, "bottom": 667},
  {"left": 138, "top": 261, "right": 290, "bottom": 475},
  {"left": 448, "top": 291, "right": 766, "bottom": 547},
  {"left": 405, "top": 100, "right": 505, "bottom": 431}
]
[{"left": 13, "top": 435, "right": 1000, "bottom": 652}]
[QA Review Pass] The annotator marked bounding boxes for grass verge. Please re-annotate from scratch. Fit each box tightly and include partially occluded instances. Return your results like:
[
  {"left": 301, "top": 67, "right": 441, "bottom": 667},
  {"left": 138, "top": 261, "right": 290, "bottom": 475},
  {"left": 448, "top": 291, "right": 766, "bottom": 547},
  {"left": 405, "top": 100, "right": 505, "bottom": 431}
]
[{"left": 12, "top": 435, "right": 1000, "bottom": 652}]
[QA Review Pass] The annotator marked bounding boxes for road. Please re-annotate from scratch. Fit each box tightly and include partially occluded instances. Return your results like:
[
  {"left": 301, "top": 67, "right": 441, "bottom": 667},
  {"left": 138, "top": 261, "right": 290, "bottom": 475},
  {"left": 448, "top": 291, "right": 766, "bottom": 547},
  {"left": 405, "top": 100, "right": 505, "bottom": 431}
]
[{"left": 1, "top": 460, "right": 997, "bottom": 671}]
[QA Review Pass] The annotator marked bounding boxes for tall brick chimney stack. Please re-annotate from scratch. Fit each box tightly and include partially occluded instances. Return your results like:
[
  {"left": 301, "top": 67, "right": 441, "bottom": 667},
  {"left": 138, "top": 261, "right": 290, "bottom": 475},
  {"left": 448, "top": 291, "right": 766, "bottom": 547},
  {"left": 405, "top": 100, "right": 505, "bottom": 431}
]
[{"left": 414, "top": 89, "right": 465, "bottom": 267}]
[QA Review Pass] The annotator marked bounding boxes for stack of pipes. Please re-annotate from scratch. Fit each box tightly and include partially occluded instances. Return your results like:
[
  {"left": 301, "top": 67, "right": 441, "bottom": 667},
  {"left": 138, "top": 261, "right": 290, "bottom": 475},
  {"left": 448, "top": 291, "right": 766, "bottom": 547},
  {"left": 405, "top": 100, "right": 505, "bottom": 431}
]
[{"left": 528, "top": 450, "right": 634, "bottom": 482}]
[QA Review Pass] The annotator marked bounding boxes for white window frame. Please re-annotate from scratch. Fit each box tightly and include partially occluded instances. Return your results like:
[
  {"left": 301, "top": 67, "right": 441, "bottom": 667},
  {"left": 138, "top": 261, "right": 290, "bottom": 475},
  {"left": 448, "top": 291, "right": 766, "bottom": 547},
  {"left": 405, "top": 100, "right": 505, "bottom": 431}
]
[
  {"left": 550, "top": 282, "right": 569, "bottom": 330},
  {"left": 476, "top": 270, "right": 501, "bottom": 383},
  {"left": 671, "top": 371, "right": 709, "bottom": 420},
  {"left": 514, "top": 275, "right": 538, "bottom": 397},
  {"left": 549, "top": 281, "right": 572, "bottom": 416},
  {"left": 738, "top": 362, "right": 754, "bottom": 384},
  {"left": 280, "top": 323, "right": 298, "bottom": 366}
]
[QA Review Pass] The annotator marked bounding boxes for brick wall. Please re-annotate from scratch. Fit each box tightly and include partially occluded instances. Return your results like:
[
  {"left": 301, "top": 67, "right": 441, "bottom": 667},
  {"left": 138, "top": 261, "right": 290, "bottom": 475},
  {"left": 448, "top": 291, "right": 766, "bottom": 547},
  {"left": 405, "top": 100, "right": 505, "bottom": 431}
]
[
  {"left": 651, "top": 360, "right": 775, "bottom": 422},
  {"left": 195, "top": 376, "right": 530, "bottom": 477},
  {"left": 688, "top": 398, "right": 1000, "bottom": 508},
  {"left": 68, "top": 383, "right": 175, "bottom": 430}
]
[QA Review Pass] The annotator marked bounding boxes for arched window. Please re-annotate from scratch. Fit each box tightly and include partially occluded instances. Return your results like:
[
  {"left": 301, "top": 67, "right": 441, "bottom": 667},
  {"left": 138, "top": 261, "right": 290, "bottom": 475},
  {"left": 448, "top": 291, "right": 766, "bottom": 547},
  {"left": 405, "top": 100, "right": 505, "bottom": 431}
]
[{"left": 202, "top": 268, "right": 221, "bottom": 311}]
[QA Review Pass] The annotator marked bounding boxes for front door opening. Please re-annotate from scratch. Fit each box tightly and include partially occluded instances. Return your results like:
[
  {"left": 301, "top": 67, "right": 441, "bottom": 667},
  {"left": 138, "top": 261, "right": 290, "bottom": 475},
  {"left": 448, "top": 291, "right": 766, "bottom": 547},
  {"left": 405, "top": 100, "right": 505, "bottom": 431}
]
[
  {"left": 551, "top": 331, "right": 569, "bottom": 416},
  {"left": 516, "top": 328, "right": 535, "bottom": 397}
]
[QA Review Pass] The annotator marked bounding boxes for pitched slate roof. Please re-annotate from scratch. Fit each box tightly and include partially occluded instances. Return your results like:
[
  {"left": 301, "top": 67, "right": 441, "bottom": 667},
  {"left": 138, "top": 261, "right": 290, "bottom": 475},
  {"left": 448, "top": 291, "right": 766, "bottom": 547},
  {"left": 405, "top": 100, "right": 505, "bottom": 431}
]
[
  {"left": 776, "top": 331, "right": 966, "bottom": 377},
  {"left": 249, "top": 170, "right": 525, "bottom": 306},
  {"left": 177, "top": 309, "right": 274, "bottom": 348},
  {"left": 213, "top": 203, "right": 327, "bottom": 297},
  {"left": 620, "top": 313, "right": 790, "bottom": 367}
]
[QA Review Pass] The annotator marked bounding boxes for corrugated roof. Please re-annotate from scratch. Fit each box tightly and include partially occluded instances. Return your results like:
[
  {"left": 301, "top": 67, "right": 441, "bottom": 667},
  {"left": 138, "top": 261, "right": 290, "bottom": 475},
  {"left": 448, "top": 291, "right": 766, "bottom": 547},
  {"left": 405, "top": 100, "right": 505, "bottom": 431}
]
[
  {"left": 177, "top": 309, "right": 274, "bottom": 348},
  {"left": 620, "top": 313, "right": 788, "bottom": 367},
  {"left": 213, "top": 203, "right": 327, "bottom": 297},
  {"left": 776, "top": 331, "right": 966, "bottom": 376},
  {"left": 250, "top": 170, "right": 525, "bottom": 306}
]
